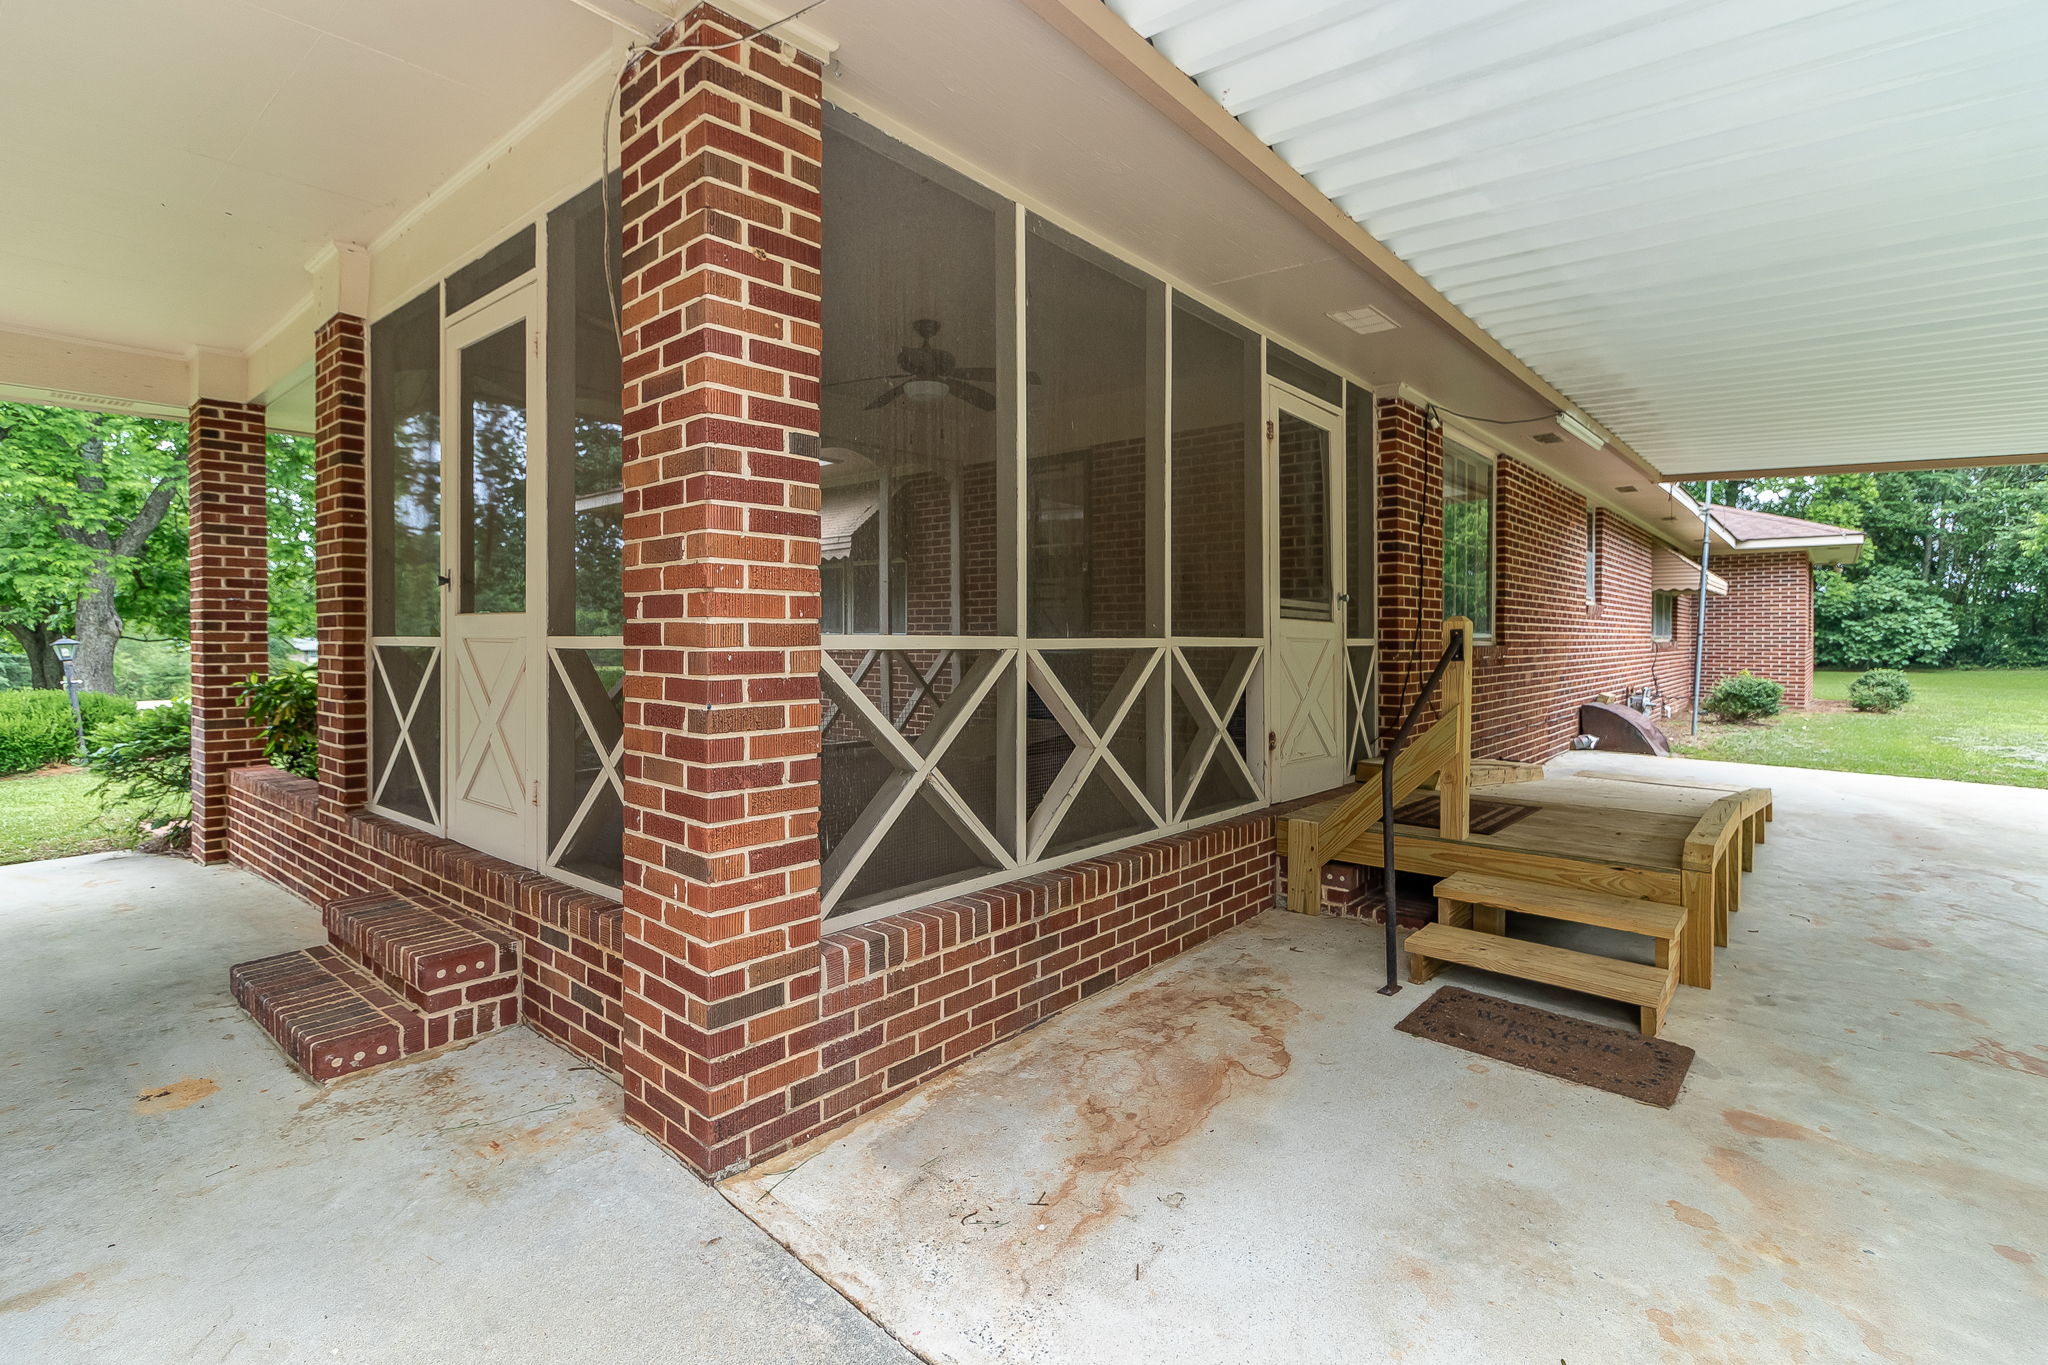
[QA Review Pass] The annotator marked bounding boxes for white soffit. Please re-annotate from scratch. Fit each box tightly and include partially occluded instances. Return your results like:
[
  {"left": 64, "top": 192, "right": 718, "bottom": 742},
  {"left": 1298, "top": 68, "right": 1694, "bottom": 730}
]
[
  {"left": 0, "top": 0, "right": 619, "bottom": 357},
  {"left": 1104, "top": 0, "right": 2048, "bottom": 477}
]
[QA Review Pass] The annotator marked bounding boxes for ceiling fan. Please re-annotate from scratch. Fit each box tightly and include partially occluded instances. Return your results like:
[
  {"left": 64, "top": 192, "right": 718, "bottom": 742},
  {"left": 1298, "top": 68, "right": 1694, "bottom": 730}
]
[{"left": 858, "top": 318, "right": 997, "bottom": 412}]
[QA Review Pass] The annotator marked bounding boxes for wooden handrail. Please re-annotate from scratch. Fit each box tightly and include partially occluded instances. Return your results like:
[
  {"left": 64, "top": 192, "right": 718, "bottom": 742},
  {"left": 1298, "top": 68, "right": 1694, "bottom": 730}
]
[{"left": 1283, "top": 618, "right": 1474, "bottom": 971}]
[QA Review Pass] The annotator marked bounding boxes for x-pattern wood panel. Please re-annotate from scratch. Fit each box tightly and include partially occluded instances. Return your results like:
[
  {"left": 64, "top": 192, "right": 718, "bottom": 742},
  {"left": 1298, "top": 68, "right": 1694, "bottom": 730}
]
[
  {"left": 371, "top": 645, "right": 441, "bottom": 821},
  {"left": 453, "top": 636, "right": 528, "bottom": 816}
]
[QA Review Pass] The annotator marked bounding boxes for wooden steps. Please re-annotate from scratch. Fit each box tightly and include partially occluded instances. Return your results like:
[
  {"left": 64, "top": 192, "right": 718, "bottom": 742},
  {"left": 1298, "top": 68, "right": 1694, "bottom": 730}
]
[
  {"left": 1406, "top": 923, "right": 1679, "bottom": 1036},
  {"left": 1432, "top": 872, "right": 1684, "bottom": 941}
]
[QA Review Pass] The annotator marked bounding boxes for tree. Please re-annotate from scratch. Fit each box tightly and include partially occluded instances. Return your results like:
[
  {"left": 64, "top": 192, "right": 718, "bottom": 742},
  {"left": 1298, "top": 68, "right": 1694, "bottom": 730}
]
[
  {"left": 1814, "top": 566, "right": 1960, "bottom": 669},
  {"left": 1685, "top": 465, "right": 2048, "bottom": 668},
  {"left": 266, "top": 432, "right": 317, "bottom": 646},
  {"left": 0, "top": 404, "right": 188, "bottom": 692}
]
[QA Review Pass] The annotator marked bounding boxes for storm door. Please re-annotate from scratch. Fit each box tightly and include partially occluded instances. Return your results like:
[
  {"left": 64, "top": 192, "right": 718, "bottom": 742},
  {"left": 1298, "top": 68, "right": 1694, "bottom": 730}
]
[
  {"left": 1265, "top": 386, "right": 1349, "bottom": 800},
  {"left": 441, "top": 285, "right": 544, "bottom": 863}
]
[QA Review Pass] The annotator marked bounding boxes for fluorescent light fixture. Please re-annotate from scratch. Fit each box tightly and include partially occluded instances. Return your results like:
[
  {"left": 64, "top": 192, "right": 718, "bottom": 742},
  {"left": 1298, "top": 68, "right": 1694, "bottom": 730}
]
[
  {"left": 1326, "top": 306, "right": 1398, "bottom": 335},
  {"left": 1556, "top": 410, "right": 1606, "bottom": 449}
]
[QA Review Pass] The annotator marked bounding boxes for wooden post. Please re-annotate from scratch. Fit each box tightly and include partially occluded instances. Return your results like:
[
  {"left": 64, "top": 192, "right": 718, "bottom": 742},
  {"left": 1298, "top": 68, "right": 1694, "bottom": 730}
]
[{"left": 1436, "top": 616, "right": 1474, "bottom": 840}]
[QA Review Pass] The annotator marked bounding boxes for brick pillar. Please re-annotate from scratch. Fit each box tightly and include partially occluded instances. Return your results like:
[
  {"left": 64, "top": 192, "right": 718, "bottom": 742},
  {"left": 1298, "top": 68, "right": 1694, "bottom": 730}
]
[
  {"left": 1375, "top": 396, "right": 1444, "bottom": 742},
  {"left": 313, "top": 314, "right": 371, "bottom": 810},
  {"left": 615, "top": 5, "right": 826, "bottom": 1176},
  {"left": 188, "top": 399, "right": 270, "bottom": 863}
]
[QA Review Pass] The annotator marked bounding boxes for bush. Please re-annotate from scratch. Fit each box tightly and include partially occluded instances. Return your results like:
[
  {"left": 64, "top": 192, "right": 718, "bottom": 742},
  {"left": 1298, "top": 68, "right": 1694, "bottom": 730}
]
[
  {"left": 86, "top": 701, "right": 192, "bottom": 826},
  {"left": 0, "top": 689, "right": 135, "bottom": 774},
  {"left": 1705, "top": 672, "right": 1785, "bottom": 723},
  {"left": 238, "top": 667, "right": 317, "bottom": 779},
  {"left": 1848, "top": 668, "right": 1914, "bottom": 713}
]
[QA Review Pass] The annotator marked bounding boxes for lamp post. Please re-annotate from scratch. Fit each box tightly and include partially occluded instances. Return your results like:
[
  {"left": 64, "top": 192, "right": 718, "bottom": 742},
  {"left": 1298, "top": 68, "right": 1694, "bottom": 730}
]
[{"left": 52, "top": 636, "right": 87, "bottom": 760}]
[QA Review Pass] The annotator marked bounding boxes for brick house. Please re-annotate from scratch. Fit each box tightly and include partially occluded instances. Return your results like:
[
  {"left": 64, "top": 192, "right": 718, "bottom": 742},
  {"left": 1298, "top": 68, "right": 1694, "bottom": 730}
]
[{"left": 0, "top": 1, "right": 1861, "bottom": 1175}]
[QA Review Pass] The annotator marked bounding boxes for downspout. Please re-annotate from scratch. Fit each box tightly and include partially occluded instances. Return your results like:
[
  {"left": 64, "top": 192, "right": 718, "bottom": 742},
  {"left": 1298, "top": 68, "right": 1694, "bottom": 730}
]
[{"left": 1690, "top": 483, "right": 1715, "bottom": 737}]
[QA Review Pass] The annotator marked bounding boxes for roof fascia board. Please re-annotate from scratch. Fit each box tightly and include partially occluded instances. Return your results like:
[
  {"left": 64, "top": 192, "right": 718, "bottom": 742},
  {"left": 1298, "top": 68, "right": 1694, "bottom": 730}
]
[
  {"left": 1676, "top": 449, "right": 2048, "bottom": 479},
  {"left": 1013, "top": 0, "right": 1663, "bottom": 485}
]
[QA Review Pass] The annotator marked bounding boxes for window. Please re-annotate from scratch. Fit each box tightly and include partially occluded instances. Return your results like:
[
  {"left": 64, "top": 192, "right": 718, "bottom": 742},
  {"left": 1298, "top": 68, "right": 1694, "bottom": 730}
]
[
  {"left": 814, "top": 112, "right": 1270, "bottom": 926},
  {"left": 1442, "top": 440, "right": 1495, "bottom": 640},
  {"left": 1584, "top": 506, "right": 1599, "bottom": 605},
  {"left": 1652, "top": 591, "right": 1677, "bottom": 643}
]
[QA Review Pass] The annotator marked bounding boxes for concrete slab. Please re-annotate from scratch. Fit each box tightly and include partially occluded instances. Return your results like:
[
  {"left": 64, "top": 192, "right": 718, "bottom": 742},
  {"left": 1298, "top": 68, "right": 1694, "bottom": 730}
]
[
  {"left": 0, "top": 851, "right": 913, "bottom": 1365},
  {"left": 726, "top": 755, "right": 2048, "bottom": 1365}
]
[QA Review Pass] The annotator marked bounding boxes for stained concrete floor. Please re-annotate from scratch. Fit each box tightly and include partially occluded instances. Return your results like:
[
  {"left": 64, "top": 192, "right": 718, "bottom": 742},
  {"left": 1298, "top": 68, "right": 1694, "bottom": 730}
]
[
  {"left": 0, "top": 852, "right": 914, "bottom": 1364},
  {"left": 726, "top": 754, "right": 2048, "bottom": 1365}
]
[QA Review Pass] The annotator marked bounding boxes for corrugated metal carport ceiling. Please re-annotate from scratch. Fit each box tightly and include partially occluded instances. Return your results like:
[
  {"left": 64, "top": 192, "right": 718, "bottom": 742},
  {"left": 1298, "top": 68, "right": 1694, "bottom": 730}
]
[{"left": 1102, "top": 0, "right": 2048, "bottom": 478}]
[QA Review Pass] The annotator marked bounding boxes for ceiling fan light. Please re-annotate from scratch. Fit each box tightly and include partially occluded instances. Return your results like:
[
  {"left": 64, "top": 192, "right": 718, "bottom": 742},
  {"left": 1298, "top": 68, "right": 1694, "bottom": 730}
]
[{"left": 903, "top": 379, "right": 949, "bottom": 402}]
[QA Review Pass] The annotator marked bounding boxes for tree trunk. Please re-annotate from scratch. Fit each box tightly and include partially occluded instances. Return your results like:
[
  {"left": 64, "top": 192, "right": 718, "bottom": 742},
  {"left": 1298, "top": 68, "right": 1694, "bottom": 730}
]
[
  {"left": 70, "top": 571, "right": 122, "bottom": 695},
  {"left": 60, "top": 424, "right": 178, "bottom": 698},
  {"left": 4, "top": 623, "right": 62, "bottom": 689}
]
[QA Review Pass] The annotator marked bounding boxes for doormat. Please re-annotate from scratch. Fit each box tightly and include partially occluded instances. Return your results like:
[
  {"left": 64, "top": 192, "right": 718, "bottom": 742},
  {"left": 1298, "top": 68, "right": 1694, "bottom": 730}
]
[
  {"left": 1394, "top": 985, "right": 1694, "bottom": 1107},
  {"left": 1390, "top": 793, "right": 1537, "bottom": 836}
]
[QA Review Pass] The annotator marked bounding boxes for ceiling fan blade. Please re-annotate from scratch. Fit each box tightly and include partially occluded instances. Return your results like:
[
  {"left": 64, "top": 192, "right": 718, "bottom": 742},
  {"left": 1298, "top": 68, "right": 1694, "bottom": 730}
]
[
  {"left": 826, "top": 373, "right": 910, "bottom": 389},
  {"left": 864, "top": 383, "right": 908, "bottom": 410},
  {"left": 951, "top": 367, "right": 996, "bottom": 382},
  {"left": 946, "top": 380, "right": 997, "bottom": 412}
]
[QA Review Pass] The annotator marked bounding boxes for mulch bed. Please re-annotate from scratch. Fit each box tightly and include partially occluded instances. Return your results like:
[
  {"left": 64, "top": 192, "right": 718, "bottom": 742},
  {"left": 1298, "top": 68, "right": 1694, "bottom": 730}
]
[
  {"left": 1389, "top": 793, "right": 1538, "bottom": 836},
  {"left": 1394, "top": 985, "right": 1694, "bottom": 1108}
]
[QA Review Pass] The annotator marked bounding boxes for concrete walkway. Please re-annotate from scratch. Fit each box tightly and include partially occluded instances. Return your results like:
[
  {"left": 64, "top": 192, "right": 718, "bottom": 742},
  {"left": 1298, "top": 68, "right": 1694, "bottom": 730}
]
[
  {"left": 725, "top": 755, "right": 2048, "bottom": 1364},
  {"left": 0, "top": 852, "right": 913, "bottom": 1364}
]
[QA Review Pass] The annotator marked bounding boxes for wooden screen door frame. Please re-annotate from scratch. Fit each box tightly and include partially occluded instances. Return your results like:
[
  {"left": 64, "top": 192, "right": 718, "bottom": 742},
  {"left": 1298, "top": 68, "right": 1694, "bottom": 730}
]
[
  {"left": 439, "top": 281, "right": 546, "bottom": 866},
  {"left": 1263, "top": 382, "right": 1350, "bottom": 802}
]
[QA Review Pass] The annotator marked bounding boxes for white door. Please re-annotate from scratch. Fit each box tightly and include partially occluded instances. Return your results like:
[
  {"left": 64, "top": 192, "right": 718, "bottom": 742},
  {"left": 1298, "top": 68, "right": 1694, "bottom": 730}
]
[
  {"left": 442, "top": 286, "right": 543, "bottom": 864},
  {"left": 1266, "top": 388, "right": 1349, "bottom": 801}
]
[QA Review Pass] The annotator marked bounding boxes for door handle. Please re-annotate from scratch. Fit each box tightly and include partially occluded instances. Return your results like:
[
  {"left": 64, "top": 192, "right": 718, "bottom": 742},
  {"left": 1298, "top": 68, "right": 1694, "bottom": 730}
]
[{"left": 438, "top": 574, "right": 452, "bottom": 588}]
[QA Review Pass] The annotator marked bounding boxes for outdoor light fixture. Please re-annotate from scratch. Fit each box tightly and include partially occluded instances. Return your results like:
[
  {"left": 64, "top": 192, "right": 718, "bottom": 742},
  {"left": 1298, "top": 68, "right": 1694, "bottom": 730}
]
[
  {"left": 1556, "top": 410, "right": 1606, "bottom": 450},
  {"left": 51, "top": 637, "right": 86, "bottom": 758}
]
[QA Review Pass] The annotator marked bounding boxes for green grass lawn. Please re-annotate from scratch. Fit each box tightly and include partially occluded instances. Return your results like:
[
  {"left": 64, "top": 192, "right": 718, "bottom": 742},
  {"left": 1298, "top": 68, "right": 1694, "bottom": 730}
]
[
  {"left": 1672, "top": 668, "right": 2048, "bottom": 788},
  {"left": 0, "top": 769, "right": 150, "bottom": 864}
]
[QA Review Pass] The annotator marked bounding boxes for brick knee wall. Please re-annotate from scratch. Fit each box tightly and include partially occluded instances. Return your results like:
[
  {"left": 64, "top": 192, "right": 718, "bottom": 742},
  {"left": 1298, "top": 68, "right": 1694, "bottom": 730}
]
[
  {"left": 225, "top": 767, "right": 626, "bottom": 1077},
  {"left": 729, "top": 814, "right": 1277, "bottom": 1166}
]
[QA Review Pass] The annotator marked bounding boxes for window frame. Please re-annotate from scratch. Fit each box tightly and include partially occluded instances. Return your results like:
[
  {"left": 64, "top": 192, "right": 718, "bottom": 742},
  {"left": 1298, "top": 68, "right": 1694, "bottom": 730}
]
[
  {"left": 1651, "top": 590, "right": 1677, "bottom": 643},
  {"left": 1584, "top": 506, "right": 1599, "bottom": 605},
  {"left": 1439, "top": 428, "right": 1499, "bottom": 644}
]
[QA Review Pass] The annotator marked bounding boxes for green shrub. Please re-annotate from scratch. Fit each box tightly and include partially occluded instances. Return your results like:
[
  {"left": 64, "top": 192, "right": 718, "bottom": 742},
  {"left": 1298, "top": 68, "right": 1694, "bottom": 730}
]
[
  {"left": 1848, "top": 668, "right": 1914, "bottom": 713},
  {"left": 0, "top": 689, "right": 135, "bottom": 774},
  {"left": 1705, "top": 672, "right": 1785, "bottom": 723},
  {"left": 238, "top": 667, "right": 317, "bottom": 779},
  {"left": 86, "top": 701, "right": 192, "bottom": 826}
]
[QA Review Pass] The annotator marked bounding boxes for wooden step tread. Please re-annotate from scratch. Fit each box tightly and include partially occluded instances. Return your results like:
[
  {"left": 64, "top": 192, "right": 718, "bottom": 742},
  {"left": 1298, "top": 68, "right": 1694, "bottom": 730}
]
[
  {"left": 1433, "top": 872, "right": 1684, "bottom": 939},
  {"left": 1405, "top": 923, "right": 1674, "bottom": 1008}
]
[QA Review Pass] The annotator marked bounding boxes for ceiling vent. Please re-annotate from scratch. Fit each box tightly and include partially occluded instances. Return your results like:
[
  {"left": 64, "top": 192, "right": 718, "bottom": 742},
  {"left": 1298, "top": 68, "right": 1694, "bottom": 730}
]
[
  {"left": 1615, "top": 484, "right": 1638, "bottom": 493},
  {"left": 1531, "top": 432, "right": 1563, "bottom": 444},
  {"left": 1326, "top": 305, "right": 1398, "bottom": 335}
]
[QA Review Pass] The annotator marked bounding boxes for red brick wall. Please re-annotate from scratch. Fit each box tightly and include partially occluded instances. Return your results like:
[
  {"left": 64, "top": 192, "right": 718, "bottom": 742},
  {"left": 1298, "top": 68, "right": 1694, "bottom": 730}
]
[
  {"left": 1366, "top": 398, "right": 1810, "bottom": 761},
  {"left": 614, "top": 6, "right": 829, "bottom": 1176},
  {"left": 226, "top": 767, "right": 626, "bottom": 1075},
  {"left": 314, "top": 314, "right": 371, "bottom": 809},
  {"left": 1703, "top": 551, "right": 1814, "bottom": 709},
  {"left": 782, "top": 814, "right": 1273, "bottom": 1158},
  {"left": 188, "top": 399, "right": 270, "bottom": 864},
  {"left": 1468, "top": 460, "right": 1704, "bottom": 760},
  {"left": 1375, "top": 398, "right": 1445, "bottom": 738}
]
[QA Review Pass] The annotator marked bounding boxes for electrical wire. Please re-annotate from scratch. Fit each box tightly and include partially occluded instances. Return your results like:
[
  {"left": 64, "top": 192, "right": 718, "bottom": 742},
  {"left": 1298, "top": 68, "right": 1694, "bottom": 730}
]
[
  {"left": 598, "top": 2, "right": 834, "bottom": 341},
  {"left": 1423, "top": 402, "right": 1562, "bottom": 429}
]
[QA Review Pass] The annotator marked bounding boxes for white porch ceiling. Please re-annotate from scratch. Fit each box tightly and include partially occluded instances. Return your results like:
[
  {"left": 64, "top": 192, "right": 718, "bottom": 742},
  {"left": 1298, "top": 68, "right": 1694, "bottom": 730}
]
[
  {"left": 0, "top": 0, "right": 619, "bottom": 357},
  {"left": 1104, "top": 0, "right": 2048, "bottom": 477}
]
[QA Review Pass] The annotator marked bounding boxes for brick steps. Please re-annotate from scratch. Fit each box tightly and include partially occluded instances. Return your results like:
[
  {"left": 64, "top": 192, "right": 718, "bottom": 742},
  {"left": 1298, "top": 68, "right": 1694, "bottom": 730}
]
[
  {"left": 322, "top": 892, "right": 519, "bottom": 1014},
  {"left": 231, "top": 890, "right": 522, "bottom": 1084}
]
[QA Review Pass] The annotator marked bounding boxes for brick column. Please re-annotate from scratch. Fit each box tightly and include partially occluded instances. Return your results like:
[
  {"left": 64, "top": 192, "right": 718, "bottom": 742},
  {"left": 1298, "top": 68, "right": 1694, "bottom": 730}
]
[
  {"left": 1375, "top": 396, "right": 1444, "bottom": 742},
  {"left": 615, "top": 6, "right": 826, "bottom": 1176},
  {"left": 313, "top": 314, "right": 371, "bottom": 810},
  {"left": 188, "top": 399, "right": 270, "bottom": 863}
]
